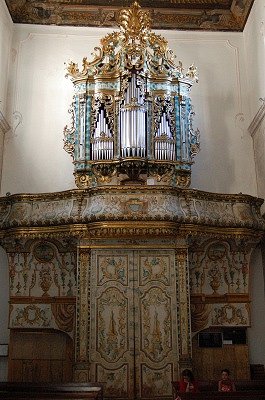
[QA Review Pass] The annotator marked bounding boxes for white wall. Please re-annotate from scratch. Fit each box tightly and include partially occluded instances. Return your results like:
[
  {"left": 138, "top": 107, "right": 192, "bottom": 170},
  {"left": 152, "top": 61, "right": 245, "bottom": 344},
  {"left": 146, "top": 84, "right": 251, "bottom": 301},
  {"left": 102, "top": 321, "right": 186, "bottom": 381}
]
[
  {"left": 0, "top": 0, "right": 13, "bottom": 192},
  {"left": 0, "top": 0, "right": 13, "bottom": 110},
  {"left": 164, "top": 31, "right": 256, "bottom": 195},
  {"left": 1, "top": 24, "right": 257, "bottom": 196},
  {"left": 250, "top": 105, "right": 265, "bottom": 211},
  {"left": 244, "top": 1, "right": 265, "bottom": 368},
  {"left": 0, "top": 0, "right": 13, "bottom": 380},
  {"left": 244, "top": 0, "right": 265, "bottom": 208},
  {"left": 244, "top": 0, "right": 265, "bottom": 122}
]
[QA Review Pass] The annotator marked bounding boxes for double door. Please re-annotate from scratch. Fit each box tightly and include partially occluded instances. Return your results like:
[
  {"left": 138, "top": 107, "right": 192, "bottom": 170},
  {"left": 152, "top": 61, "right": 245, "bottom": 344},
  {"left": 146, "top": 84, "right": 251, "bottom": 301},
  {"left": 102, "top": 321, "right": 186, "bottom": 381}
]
[{"left": 88, "top": 249, "right": 179, "bottom": 400}]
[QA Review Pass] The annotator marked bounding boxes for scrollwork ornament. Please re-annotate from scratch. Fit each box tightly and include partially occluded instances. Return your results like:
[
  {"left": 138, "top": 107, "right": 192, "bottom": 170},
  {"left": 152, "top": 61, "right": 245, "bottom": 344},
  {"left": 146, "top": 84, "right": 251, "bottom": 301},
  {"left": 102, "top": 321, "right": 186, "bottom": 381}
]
[
  {"left": 74, "top": 172, "right": 93, "bottom": 189},
  {"left": 175, "top": 173, "right": 191, "bottom": 188},
  {"left": 91, "top": 93, "right": 114, "bottom": 133},
  {"left": 92, "top": 163, "right": 117, "bottom": 183},
  {"left": 63, "top": 101, "right": 76, "bottom": 158},
  {"left": 188, "top": 105, "right": 200, "bottom": 159},
  {"left": 148, "top": 163, "right": 174, "bottom": 183}
]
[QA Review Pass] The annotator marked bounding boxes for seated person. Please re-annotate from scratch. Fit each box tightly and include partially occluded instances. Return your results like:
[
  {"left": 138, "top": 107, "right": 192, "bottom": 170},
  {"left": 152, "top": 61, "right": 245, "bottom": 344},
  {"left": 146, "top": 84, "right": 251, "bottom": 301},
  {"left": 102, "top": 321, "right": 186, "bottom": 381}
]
[
  {"left": 218, "top": 368, "right": 236, "bottom": 392},
  {"left": 179, "top": 369, "right": 199, "bottom": 393}
]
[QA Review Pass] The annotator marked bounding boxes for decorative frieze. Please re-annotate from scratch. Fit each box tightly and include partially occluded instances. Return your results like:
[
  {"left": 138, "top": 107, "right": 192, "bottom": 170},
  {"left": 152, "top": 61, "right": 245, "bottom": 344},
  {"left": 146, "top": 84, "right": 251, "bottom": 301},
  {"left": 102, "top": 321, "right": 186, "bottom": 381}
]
[{"left": 0, "top": 187, "right": 263, "bottom": 238}]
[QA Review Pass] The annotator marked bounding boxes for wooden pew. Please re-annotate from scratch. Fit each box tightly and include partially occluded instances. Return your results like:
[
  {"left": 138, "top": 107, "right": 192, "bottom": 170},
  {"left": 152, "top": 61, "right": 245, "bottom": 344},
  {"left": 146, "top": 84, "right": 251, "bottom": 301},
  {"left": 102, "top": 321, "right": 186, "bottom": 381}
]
[
  {"left": 172, "top": 380, "right": 265, "bottom": 400},
  {"left": 172, "top": 393, "right": 265, "bottom": 400},
  {"left": 0, "top": 382, "right": 104, "bottom": 400}
]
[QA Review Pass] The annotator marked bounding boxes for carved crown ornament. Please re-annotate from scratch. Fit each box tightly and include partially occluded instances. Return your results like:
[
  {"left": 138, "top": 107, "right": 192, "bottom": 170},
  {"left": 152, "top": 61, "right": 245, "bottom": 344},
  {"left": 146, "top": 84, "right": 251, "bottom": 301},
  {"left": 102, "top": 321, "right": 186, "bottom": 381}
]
[{"left": 64, "top": 2, "right": 200, "bottom": 189}]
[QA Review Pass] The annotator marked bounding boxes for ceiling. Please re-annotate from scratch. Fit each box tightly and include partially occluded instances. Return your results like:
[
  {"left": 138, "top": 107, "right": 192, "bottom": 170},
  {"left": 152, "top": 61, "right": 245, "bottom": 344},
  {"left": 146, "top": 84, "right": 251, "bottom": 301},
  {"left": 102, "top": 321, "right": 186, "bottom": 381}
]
[{"left": 4, "top": 0, "right": 255, "bottom": 31}]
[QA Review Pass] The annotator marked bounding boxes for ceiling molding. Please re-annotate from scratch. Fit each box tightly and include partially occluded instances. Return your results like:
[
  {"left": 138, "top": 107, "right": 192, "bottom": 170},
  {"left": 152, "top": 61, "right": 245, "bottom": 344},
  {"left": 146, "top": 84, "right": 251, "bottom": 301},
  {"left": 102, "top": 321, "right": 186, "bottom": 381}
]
[{"left": 4, "top": 0, "right": 255, "bottom": 31}]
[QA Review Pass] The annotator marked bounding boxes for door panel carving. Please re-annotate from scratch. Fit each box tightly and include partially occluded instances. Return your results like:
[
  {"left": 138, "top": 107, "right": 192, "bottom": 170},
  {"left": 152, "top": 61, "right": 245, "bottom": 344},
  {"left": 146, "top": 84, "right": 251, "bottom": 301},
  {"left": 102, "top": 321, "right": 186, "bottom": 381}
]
[
  {"left": 97, "top": 287, "right": 128, "bottom": 362},
  {"left": 90, "top": 250, "right": 134, "bottom": 399},
  {"left": 136, "top": 251, "right": 178, "bottom": 399},
  {"left": 89, "top": 249, "right": 179, "bottom": 400}
]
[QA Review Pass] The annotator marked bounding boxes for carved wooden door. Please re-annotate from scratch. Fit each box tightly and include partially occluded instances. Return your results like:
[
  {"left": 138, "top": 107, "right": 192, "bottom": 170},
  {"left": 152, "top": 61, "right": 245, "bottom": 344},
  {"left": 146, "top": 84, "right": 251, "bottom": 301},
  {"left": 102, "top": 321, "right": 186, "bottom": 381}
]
[{"left": 89, "top": 249, "right": 178, "bottom": 400}]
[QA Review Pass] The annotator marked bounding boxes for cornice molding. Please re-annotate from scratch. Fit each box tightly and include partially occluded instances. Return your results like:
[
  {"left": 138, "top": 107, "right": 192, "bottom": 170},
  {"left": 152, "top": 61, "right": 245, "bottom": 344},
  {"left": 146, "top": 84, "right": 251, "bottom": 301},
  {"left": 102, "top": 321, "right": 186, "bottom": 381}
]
[{"left": 248, "top": 98, "right": 265, "bottom": 137}]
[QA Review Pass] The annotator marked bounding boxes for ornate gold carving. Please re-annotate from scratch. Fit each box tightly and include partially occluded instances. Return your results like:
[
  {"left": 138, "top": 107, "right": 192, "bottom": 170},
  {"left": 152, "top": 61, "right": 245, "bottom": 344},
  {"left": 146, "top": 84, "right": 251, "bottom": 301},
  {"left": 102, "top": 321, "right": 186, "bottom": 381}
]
[
  {"left": 63, "top": 102, "right": 76, "bottom": 158},
  {"left": 175, "top": 247, "right": 192, "bottom": 359},
  {"left": 148, "top": 163, "right": 175, "bottom": 183},
  {"left": 176, "top": 172, "right": 191, "bottom": 188},
  {"left": 74, "top": 172, "right": 93, "bottom": 189},
  {"left": 87, "top": 222, "right": 180, "bottom": 238},
  {"left": 76, "top": 248, "right": 91, "bottom": 362},
  {"left": 117, "top": 2, "right": 151, "bottom": 38},
  {"left": 91, "top": 93, "right": 114, "bottom": 133},
  {"left": 119, "top": 160, "right": 147, "bottom": 183},
  {"left": 63, "top": 1, "right": 183, "bottom": 79},
  {"left": 92, "top": 163, "right": 117, "bottom": 183}
]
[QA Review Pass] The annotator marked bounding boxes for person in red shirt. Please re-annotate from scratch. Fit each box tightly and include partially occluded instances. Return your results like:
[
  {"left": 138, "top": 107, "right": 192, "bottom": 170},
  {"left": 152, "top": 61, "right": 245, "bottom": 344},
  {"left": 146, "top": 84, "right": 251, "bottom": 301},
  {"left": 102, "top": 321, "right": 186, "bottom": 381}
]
[
  {"left": 179, "top": 369, "right": 199, "bottom": 393},
  {"left": 218, "top": 369, "right": 236, "bottom": 392}
]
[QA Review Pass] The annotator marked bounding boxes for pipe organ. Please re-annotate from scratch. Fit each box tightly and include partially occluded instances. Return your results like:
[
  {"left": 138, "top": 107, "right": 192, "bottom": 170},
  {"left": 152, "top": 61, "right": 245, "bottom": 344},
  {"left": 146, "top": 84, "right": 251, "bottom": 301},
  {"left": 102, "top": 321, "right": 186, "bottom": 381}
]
[
  {"left": 64, "top": 2, "right": 200, "bottom": 188},
  {"left": 3, "top": 4, "right": 265, "bottom": 398}
]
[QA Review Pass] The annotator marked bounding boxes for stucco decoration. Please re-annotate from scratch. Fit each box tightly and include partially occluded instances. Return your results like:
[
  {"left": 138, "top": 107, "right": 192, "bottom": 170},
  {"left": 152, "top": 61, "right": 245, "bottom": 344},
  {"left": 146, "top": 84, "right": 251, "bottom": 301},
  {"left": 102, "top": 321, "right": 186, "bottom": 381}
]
[
  {"left": 189, "top": 236, "right": 257, "bottom": 334},
  {"left": 189, "top": 239, "right": 251, "bottom": 295},
  {"left": 6, "top": 238, "right": 77, "bottom": 338},
  {"left": 7, "top": 239, "right": 77, "bottom": 297}
]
